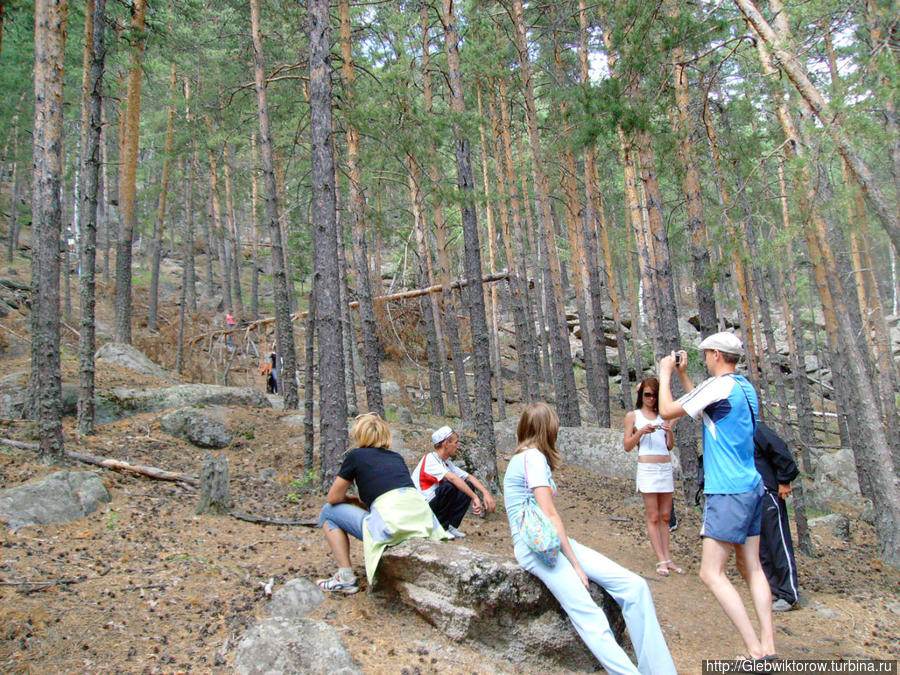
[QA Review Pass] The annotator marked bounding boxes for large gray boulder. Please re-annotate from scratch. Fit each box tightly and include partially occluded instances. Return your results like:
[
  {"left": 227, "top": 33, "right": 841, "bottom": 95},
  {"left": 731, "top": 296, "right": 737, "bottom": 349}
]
[
  {"left": 95, "top": 342, "right": 172, "bottom": 381},
  {"left": 261, "top": 579, "right": 325, "bottom": 620},
  {"left": 0, "top": 471, "right": 111, "bottom": 531},
  {"left": 805, "top": 448, "right": 867, "bottom": 513},
  {"left": 377, "top": 538, "right": 629, "bottom": 672},
  {"left": 107, "top": 384, "right": 271, "bottom": 418},
  {"left": 160, "top": 406, "right": 233, "bottom": 448},
  {"left": 233, "top": 618, "right": 360, "bottom": 675},
  {"left": 495, "top": 419, "right": 662, "bottom": 481}
]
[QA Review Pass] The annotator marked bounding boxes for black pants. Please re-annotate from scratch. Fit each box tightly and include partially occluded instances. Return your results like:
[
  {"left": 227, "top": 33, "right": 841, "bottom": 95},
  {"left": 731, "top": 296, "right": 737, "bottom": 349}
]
[
  {"left": 759, "top": 490, "right": 799, "bottom": 605},
  {"left": 428, "top": 480, "right": 474, "bottom": 529}
]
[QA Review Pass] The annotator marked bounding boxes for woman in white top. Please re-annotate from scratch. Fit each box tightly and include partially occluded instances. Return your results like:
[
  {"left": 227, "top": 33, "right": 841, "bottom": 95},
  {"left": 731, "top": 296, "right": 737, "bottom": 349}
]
[
  {"left": 624, "top": 377, "right": 682, "bottom": 576},
  {"left": 504, "top": 402, "right": 676, "bottom": 675}
]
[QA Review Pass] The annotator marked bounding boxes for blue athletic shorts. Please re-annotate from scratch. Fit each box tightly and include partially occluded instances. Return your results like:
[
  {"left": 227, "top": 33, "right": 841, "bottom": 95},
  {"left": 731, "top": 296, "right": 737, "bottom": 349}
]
[{"left": 701, "top": 481, "right": 764, "bottom": 544}]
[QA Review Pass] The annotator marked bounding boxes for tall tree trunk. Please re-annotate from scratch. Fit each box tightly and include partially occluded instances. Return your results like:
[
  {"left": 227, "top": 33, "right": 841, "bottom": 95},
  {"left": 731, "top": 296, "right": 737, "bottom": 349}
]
[
  {"left": 476, "top": 79, "right": 505, "bottom": 420},
  {"left": 113, "top": 0, "right": 146, "bottom": 344},
  {"left": 224, "top": 145, "right": 244, "bottom": 318},
  {"left": 409, "top": 155, "right": 444, "bottom": 417},
  {"left": 494, "top": 76, "right": 540, "bottom": 400},
  {"left": 32, "top": 0, "right": 68, "bottom": 458},
  {"left": 148, "top": 62, "right": 177, "bottom": 333},
  {"left": 508, "top": 0, "right": 579, "bottom": 426},
  {"left": 304, "top": 285, "right": 317, "bottom": 470},
  {"left": 250, "top": 132, "right": 260, "bottom": 320},
  {"left": 754, "top": 36, "right": 900, "bottom": 567},
  {"left": 440, "top": 0, "right": 497, "bottom": 461},
  {"left": 665, "top": 0, "right": 718, "bottom": 336},
  {"left": 183, "top": 79, "right": 197, "bottom": 313},
  {"left": 309, "top": 0, "right": 348, "bottom": 489},
  {"left": 420, "top": 6, "right": 466, "bottom": 419},
  {"left": 339, "top": 0, "right": 383, "bottom": 418},
  {"left": 6, "top": 119, "right": 20, "bottom": 262},
  {"left": 206, "top": 127, "right": 231, "bottom": 312},
  {"left": 249, "top": 0, "right": 299, "bottom": 409},
  {"left": 77, "top": 0, "right": 104, "bottom": 437}
]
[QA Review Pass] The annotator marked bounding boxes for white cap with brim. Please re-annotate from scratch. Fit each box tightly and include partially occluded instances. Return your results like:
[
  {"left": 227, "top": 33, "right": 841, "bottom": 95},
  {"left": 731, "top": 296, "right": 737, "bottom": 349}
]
[
  {"left": 698, "top": 331, "right": 743, "bottom": 355},
  {"left": 431, "top": 425, "right": 455, "bottom": 446}
]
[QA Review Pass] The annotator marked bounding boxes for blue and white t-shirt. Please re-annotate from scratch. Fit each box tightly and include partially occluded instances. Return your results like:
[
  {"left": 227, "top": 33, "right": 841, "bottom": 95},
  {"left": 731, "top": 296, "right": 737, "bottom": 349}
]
[
  {"left": 503, "top": 448, "right": 557, "bottom": 539},
  {"left": 678, "top": 374, "right": 761, "bottom": 494}
]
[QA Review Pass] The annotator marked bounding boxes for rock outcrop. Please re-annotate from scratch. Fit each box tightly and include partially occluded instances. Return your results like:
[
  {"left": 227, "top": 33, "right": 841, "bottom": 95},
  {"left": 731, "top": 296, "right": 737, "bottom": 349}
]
[
  {"left": 107, "top": 384, "right": 271, "bottom": 417},
  {"left": 160, "top": 406, "right": 233, "bottom": 448},
  {"left": 377, "top": 538, "right": 629, "bottom": 671},
  {"left": 0, "top": 471, "right": 111, "bottom": 531},
  {"left": 95, "top": 342, "right": 173, "bottom": 381}
]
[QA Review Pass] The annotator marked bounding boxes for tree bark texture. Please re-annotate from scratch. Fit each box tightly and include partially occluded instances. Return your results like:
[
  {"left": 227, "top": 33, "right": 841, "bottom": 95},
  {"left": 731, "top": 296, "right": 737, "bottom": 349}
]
[
  {"left": 113, "top": 0, "right": 146, "bottom": 344},
  {"left": 249, "top": 0, "right": 299, "bottom": 410},
  {"left": 310, "top": 0, "right": 348, "bottom": 489},
  {"left": 339, "top": 0, "right": 383, "bottom": 418},
  {"left": 77, "top": 0, "right": 105, "bottom": 437},
  {"left": 441, "top": 0, "right": 497, "bottom": 458},
  {"left": 31, "top": 0, "right": 68, "bottom": 459}
]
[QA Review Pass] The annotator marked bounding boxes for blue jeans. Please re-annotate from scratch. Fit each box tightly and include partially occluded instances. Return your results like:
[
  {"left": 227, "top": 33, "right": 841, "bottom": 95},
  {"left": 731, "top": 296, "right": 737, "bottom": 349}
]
[
  {"left": 514, "top": 537, "right": 676, "bottom": 675},
  {"left": 318, "top": 502, "right": 367, "bottom": 540}
]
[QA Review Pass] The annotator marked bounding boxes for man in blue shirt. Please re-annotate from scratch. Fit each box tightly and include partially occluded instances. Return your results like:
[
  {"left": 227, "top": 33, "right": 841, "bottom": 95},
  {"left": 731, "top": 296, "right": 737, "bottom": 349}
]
[{"left": 658, "top": 332, "right": 776, "bottom": 661}]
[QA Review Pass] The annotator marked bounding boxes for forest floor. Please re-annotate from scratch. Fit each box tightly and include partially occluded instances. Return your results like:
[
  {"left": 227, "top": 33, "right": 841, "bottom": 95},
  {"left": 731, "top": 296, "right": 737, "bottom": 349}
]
[{"left": 0, "top": 263, "right": 898, "bottom": 674}]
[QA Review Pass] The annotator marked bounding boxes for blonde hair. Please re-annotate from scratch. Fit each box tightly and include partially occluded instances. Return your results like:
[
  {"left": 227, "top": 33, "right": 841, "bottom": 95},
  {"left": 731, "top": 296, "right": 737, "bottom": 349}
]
[
  {"left": 514, "top": 402, "right": 561, "bottom": 470},
  {"left": 350, "top": 413, "right": 392, "bottom": 449}
]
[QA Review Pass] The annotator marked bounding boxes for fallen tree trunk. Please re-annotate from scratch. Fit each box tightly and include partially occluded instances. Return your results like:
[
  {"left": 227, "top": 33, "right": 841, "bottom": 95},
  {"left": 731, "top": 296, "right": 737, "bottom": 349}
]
[
  {"left": 189, "top": 270, "right": 511, "bottom": 345},
  {"left": 0, "top": 438, "right": 199, "bottom": 486}
]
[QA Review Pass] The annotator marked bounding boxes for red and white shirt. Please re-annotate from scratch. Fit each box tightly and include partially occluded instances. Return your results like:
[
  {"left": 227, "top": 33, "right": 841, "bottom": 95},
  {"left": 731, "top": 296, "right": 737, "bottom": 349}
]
[{"left": 411, "top": 452, "right": 469, "bottom": 502}]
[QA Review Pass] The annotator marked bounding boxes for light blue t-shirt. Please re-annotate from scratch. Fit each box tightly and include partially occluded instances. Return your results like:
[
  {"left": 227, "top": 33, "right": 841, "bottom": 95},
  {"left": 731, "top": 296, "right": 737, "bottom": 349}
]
[
  {"left": 678, "top": 373, "right": 761, "bottom": 494},
  {"left": 503, "top": 448, "right": 556, "bottom": 539}
]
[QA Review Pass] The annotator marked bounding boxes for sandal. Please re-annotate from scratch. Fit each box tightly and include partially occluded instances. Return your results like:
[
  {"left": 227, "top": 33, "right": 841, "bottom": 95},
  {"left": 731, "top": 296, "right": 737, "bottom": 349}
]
[
  {"left": 655, "top": 561, "right": 670, "bottom": 577},
  {"left": 662, "top": 560, "right": 685, "bottom": 575}
]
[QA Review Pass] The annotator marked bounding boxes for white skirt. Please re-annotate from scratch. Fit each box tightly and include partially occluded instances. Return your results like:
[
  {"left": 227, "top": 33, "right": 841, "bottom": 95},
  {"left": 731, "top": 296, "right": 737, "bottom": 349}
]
[{"left": 635, "top": 461, "right": 674, "bottom": 494}]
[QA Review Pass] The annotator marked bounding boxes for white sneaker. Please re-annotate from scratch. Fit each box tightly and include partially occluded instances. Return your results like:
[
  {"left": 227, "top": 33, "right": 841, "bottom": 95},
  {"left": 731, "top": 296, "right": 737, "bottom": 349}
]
[{"left": 447, "top": 525, "right": 466, "bottom": 538}]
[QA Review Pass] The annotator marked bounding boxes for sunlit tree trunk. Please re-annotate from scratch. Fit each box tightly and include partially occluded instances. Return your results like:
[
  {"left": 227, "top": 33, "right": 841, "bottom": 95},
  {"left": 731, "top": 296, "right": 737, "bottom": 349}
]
[
  {"left": 224, "top": 144, "right": 244, "bottom": 318},
  {"left": 250, "top": 132, "right": 260, "bottom": 320},
  {"left": 113, "top": 0, "right": 146, "bottom": 344}
]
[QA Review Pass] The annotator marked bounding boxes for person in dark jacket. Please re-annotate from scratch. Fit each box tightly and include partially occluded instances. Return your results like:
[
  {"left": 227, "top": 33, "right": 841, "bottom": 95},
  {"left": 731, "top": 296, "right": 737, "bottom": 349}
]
[{"left": 753, "top": 421, "right": 800, "bottom": 611}]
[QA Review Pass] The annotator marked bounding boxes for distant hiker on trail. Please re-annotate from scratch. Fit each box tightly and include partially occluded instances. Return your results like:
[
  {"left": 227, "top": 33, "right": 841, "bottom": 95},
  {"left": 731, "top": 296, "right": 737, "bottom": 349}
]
[
  {"left": 504, "top": 402, "right": 677, "bottom": 675},
  {"left": 259, "top": 351, "right": 277, "bottom": 394},
  {"left": 623, "top": 377, "right": 684, "bottom": 577},
  {"left": 316, "top": 413, "right": 446, "bottom": 594},
  {"left": 752, "top": 421, "right": 800, "bottom": 612},
  {"left": 658, "top": 332, "right": 777, "bottom": 662},
  {"left": 411, "top": 426, "right": 496, "bottom": 539},
  {"left": 225, "top": 312, "right": 237, "bottom": 349}
]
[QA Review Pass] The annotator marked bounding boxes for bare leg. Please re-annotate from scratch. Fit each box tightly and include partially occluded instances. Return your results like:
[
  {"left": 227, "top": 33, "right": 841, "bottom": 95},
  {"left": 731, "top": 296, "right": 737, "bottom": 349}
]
[
  {"left": 323, "top": 524, "right": 352, "bottom": 568},
  {"left": 699, "top": 537, "right": 765, "bottom": 658},
  {"left": 735, "top": 536, "right": 776, "bottom": 656},
  {"left": 642, "top": 493, "right": 666, "bottom": 569},
  {"left": 657, "top": 492, "right": 675, "bottom": 568}
]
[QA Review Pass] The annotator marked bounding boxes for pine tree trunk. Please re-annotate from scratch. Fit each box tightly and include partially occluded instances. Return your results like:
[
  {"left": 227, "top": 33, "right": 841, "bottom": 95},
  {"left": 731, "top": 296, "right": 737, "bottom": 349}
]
[
  {"left": 304, "top": 285, "right": 316, "bottom": 471},
  {"left": 77, "top": 0, "right": 104, "bottom": 437},
  {"left": 509, "top": 0, "right": 579, "bottom": 426},
  {"left": 494, "top": 77, "right": 540, "bottom": 400},
  {"left": 309, "top": 0, "right": 348, "bottom": 489},
  {"left": 183, "top": 81, "right": 198, "bottom": 313},
  {"left": 113, "top": 0, "right": 146, "bottom": 345},
  {"left": 224, "top": 145, "right": 244, "bottom": 318},
  {"left": 207, "top": 130, "right": 232, "bottom": 312},
  {"left": 32, "top": 0, "right": 68, "bottom": 459},
  {"left": 335, "top": 205, "right": 358, "bottom": 418},
  {"left": 249, "top": 0, "right": 299, "bottom": 410},
  {"left": 441, "top": 0, "right": 497, "bottom": 458},
  {"left": 475, "top": 80, "right": 505, "bottom": 420},
  {"left": 250, "top": 133, "right": 260, "bottom": 320},
  {"left": 409, "top": 156, "right": 444, "bottom": 417},
  {"left": 148, "top": 62, "right": 177, "bottom": 333},
  {"left": 339, "top": 0, "right": 383, "bottom": 418}
]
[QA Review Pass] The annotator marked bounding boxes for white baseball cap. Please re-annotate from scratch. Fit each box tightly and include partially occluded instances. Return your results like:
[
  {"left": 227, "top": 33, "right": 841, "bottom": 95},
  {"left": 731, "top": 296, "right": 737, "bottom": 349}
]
[
  {"left": 431, "top": 426, "right": 455, "bottom": 446},
  {"left": 698, "top": 331, "right": 743, "bottom": 355}
]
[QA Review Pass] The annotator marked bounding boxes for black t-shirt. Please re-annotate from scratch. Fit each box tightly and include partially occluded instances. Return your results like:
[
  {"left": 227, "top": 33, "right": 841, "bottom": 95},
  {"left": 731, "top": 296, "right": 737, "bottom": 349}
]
[{"left": 337, "top": 446, "right": 415, "bottom": 508}]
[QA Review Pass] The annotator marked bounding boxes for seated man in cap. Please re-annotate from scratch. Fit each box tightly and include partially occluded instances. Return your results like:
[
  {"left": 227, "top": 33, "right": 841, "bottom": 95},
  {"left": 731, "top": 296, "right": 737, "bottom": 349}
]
[{"left": 411, "top": 426, "right": 496, "bottom": 539}]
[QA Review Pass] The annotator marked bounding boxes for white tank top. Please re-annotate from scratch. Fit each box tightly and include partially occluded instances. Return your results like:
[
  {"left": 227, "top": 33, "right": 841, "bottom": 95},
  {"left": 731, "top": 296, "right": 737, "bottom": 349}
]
[{"left": 633, "top": 409, "right": 670, "bottom": 457}]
